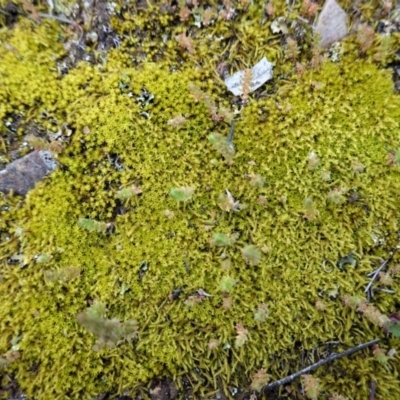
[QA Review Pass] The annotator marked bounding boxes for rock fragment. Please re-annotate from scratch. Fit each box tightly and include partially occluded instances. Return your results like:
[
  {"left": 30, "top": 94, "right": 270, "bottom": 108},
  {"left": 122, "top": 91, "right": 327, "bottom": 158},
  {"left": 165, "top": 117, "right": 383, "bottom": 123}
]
[
  {"left": 0, "top": 150, "right": 57, "bottom": 195},
  {"left": 315, "top": 0, "right": 348, "bottom": 48}
]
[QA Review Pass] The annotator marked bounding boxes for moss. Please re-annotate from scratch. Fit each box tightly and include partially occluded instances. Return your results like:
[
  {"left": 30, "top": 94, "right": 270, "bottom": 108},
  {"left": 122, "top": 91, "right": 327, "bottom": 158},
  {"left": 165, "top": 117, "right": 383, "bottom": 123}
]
[
  {"left": 1, "top": 1, "right": 400, "bottom": 399},
  {"left": 0, "top": 19, "right": 64, "bottom": 119}
]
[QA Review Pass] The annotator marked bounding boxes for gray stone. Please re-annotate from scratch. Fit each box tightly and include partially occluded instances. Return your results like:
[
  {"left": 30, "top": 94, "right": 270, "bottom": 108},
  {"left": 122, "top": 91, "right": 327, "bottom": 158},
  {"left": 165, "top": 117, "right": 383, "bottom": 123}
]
[
  {"left": 0, "top": 150, "right": 57, "bottom": 195},
  {"left": 315, "top": 0, "right": 348, "bottom": 48}
]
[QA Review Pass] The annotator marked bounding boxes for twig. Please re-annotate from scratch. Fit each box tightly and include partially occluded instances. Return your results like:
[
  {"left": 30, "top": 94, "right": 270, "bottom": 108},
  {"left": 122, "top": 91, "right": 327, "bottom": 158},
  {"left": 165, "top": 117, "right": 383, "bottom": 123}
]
[
  {"left": 365, "top": 248, "right": 397, "bottom": 301},
  {"left": 375, "top": 288, "right": 395, "bottom": 294},
  {"left": 227, "top": 119, "right": 235, "bottom": 152},
  {"left": 367, "top": 268, "right": 382, "bottom": 277},
  {"left": 263, "top": 339, "right": 380, "bottom": 392},
  {"left": 369, "top": 380, "right": 377, "bottom": 400},
  {"left": 296, "top": 15, "right": 317, "bottom": 30}
]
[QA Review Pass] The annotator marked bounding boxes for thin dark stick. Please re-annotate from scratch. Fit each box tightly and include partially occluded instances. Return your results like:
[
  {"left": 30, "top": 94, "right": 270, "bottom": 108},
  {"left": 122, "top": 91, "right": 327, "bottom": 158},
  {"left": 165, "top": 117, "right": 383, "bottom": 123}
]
[
  {"left": 227, "top": 119, "right": 235, "bottom": 152},
  {"left": 365, "top": 248, "right": 397, "bottom": 301},
  {"left": 369, "top": 380, "right": 377, "bottom": 400},
  {"left": 263, "top": 339, "right": 380, "bottom": 392}
]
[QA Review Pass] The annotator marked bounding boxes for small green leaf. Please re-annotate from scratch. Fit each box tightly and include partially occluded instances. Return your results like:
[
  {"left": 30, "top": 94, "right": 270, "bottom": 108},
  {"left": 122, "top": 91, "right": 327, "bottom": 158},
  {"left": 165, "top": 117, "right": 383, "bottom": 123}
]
[
  {"left": 218, "top": 190, "right": 244, "bottom": 212},
  {"left": 116, "top": 185, "right": 142, "bottom": 200},
  {"left": 212, "top": 232, "right": 238, "bottom": 246},
  {"left": 254, "top": 304, "right": 269, "bottom": 322},
  {"left": 234, "top": 323, "right": 249, "bottom": 347},
  {"left": 327, "top": 285, "right": 340, "bottom": 298},
  {"left": 169, "top": 187, "right": 194, "bottom": 202},
  {"left": 303, "top": 197, "right": 318, "bottom": 220},
  {"left": 385, "top": 320, "right": 400, "bottom": 338},
  {"left": 250, "top": 369, "right": 270, "bottom": 392},
  {"left": 242, "top": 245, "right": 262, "bottom": 266},
  {"left": 119, "top": 282, "right": 130, "bottom": 295},
  {"left": 307, "top": 151, "right": 320, "bottom": 170},
  {"left": 78, "top": 218, "right": 109, "bottom": 233},
  {"left": 212, "top": 233, "right": 231, "bottom": 246},
  {"left": 249, "top": 173, "right": 265, "bottom": 188},
  {"left": 208, "top": 133, "right": 235, "bottom": 164},
  {"left": 327, "top": 187, "right": 347, "bottom": 205},
  {"left": 36, "top": 254, "right": 52, "bottom": 263},
  {"left": 219, "top": 276, "right": 236, "bottom": 293}
]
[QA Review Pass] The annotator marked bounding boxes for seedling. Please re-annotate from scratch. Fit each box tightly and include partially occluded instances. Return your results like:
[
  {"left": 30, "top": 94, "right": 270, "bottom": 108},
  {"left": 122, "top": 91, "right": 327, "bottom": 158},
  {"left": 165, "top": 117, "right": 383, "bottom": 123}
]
[
  {"left": 169, "top": 186, "right": 194, "bottom": 202},
  {"left": 36, "top": 254, "right": 52, "bottom": 263},
  {"left": 303, "top": 197, "right": 318, "bottom": 221},
  {"left": 208, "top": 133, "right": 235, "bottom": 164},
  {"left": 242, "top": 244, "right": 262, "bottom": 266},
  {"left": 78, "top": 218, "right": 111, "bottom": 233},
  {"left": 327, "top": 187, "right": 347, "bottom": 205},
  {"left": 219, "top": 276, "right": 237, "bottom": 293},
  {"left": 169, "top": 187, "right": 194, "bottom": 210},
  {"left": 372, "top": 344, "right": 390, "bottom": 367},
  {"left": 234, "top": 323, "right": 249, "bottom": 347},
  {"left": 307, "top": 151, "right": 320, "bottom": 170},
  {"left": 385, "top": 315, "right": 400, "bottom": 338},
  {"left": 301, "top": 374, "right": 322, "bottom": 400},
  {"left": 167, "top": 114, "right": 187, "bottom": 128},
  {"left": 254, "top": 303, "right": 269, "bottom": 322},
  {"left": 211, "top": 232, "right": 238, "bottom": 247},
  {"left": 116, "top": 185, "right": 142, "bottom": 201},
  {"left": 248, "top": 173, "right": 265, "bottom": 188},
  {"left": 250, "top": 369, "right": 270, "bottom": 392},
  {"left": 77, "top": 301, "right": 138, "bottom": 351},
  {"left": 218, "top": 189, "right": 244, "bottom": 212}
]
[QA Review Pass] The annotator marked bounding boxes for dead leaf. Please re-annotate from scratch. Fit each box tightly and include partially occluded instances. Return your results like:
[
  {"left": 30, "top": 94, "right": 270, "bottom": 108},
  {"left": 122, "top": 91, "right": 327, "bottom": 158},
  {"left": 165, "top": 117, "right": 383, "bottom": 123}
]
[
  {"left": 22, "top": 0, "right": 40, "bottom": 21},
  {"left": 224, "top": 57, "right": 273, "bottom": 96}
]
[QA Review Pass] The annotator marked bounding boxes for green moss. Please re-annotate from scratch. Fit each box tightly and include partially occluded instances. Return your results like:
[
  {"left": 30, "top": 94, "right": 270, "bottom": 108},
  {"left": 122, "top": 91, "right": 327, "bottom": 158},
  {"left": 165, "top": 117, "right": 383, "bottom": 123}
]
[
  {"left": 1, "top": 1, "right": 400, "bottom": 399},
  {"left": 0, "top": 19, "right": 64, "bottom": 119}
]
